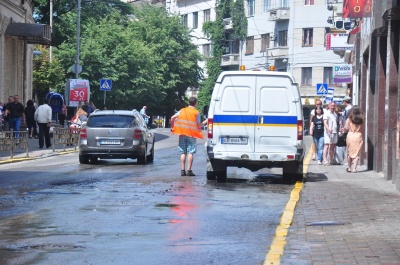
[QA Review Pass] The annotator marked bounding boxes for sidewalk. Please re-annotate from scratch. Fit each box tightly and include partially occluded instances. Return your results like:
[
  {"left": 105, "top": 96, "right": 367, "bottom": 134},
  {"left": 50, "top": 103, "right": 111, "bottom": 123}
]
[
  {"left": 0, "top": 132, "right": 78, "bottom": 164},
  {"left": 282, "top": 136, "right": 400, "bottom": 264}
]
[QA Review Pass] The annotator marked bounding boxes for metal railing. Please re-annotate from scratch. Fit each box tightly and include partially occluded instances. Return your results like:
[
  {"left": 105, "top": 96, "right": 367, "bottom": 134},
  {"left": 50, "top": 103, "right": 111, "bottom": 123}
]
[
  {"left": 0, "top": 130, "right": 29, "bottom": 159},
  {"left": 52, "top": 127, "right": 81, "bottom": 152}
]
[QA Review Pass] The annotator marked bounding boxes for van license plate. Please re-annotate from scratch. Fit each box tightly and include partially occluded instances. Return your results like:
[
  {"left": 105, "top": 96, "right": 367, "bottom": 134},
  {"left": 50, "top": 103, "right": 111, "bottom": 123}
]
[
  {"left": 100, "top": 140, "right": 120, "bottom": 145},
  {"left": 221, "top": 137, "right": 248, "bottom": 145}
]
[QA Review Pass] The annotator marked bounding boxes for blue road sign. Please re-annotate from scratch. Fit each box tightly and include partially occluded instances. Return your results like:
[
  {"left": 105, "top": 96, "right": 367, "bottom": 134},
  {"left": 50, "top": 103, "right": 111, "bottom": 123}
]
[
  {"left": 100, "top": 79, "right": 112, "bottom": 91},
  {"left": 316, "top": 83, "right": 328, "bottom": 95}
]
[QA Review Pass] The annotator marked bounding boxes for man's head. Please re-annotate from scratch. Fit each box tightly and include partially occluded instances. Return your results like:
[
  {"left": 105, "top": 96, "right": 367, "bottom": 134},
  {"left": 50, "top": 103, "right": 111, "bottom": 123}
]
[
  {"left": 315, "top": 99, "right": 322, "bottom": 108},
  {"left": 142, "top": 106, "right": 147, "bottom": 110},
  {"left": 188, "top": 97, "right": 198, "bottom": 107},
  {"left": 13, "top": 95, "right": 20, "bottom": 103},
  {"left": 343, "top": 96, "right": 351, "bottom": 105},
  {"left": 328, "top": 102, "right": 336, "bottom": 112},
  {"left": 84, "top": 100, "right": 89, "bottom": 105},
  {"left": 8, "top": 96, "right": 14, "bottom": 103},
  {"left": 43, "top": 98, "right": 50, "bottom": 104}
]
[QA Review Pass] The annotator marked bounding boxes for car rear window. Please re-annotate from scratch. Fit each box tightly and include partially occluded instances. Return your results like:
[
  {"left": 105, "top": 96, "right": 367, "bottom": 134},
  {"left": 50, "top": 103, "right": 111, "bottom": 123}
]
[{"left": 87, "top": 115, "right": 136, "bottom": 128}]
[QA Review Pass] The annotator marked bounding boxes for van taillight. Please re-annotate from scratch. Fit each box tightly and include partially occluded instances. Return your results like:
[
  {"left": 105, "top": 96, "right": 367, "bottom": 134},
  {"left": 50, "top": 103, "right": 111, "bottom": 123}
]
[
  {"left": 297, "top": 120, "right": 303, "bottom": 140},
  {"left": 80, "top": 128, "right": 87, "bottom": 139},
  {"left": 207, "top": 118, "right": 213, "bottom": 138},
  {"left": 134, "top": 129, "right": 142, "bottom": 139}
]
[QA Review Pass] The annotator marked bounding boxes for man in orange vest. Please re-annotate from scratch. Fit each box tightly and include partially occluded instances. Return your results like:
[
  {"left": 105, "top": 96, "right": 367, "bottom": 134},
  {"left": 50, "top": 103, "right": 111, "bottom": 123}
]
[{"left": 171, "top": 97, "right": 207, "bottom": 176}]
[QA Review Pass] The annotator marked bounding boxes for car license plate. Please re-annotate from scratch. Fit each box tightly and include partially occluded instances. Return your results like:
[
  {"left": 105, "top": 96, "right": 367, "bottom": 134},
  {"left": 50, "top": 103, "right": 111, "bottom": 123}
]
[
  {"left": 221, "top": 137, "right": 248, "bottom": 145},
  {"left": 100, "top": 139, "right": 120, "bottom": 145}
]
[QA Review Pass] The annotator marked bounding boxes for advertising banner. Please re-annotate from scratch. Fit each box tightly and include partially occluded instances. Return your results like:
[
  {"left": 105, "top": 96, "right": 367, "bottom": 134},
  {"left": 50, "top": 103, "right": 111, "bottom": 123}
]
[
  {"left": 343, "top": 0, "right": 372, "bottom": 18},
  {"left": 65, "top": 79, "right": 90, "bottom": 107},
  {"left": 326, "top": 33, "right": 353, "bottom": 51},
  {"left": 333, "top": 64, "right": 352, "bottom": 83}
]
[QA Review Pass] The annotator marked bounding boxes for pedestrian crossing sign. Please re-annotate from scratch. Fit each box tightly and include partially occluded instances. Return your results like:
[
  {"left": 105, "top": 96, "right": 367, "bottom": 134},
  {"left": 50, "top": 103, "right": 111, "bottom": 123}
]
[
  {"left": 100, "top": 79, "right": 112, "bottom": 91},
  {"left": 316, "top": 83, "right": 328, "bottom": 95}
]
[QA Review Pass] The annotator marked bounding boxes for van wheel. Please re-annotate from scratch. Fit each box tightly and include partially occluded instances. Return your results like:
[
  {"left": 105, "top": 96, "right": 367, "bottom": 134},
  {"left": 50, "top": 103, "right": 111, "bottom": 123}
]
[
  {"left": 283, "top": 161, "right": 304, "bottom": 182},
  {"left": 216, "top": 170, "right": 227, "bottom": 183},
  {"left": 206, "top": 171, "right": 217, "bottom": 180}
]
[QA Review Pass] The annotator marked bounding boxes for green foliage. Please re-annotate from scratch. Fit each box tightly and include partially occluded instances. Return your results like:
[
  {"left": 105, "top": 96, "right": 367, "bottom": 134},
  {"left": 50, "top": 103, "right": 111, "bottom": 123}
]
[
  {"left": 33, "top": 3, "right": 202, "bottom": 118},
  {"left": 33, "top": 46, "right": 65, "bottom": 99},
  {"left": 198, "top": 0, "right": 247, "bottom": 111}
]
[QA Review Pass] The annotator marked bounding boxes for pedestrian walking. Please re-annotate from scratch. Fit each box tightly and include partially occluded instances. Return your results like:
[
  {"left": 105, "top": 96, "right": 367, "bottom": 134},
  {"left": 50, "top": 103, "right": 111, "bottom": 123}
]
[
  {"left": 309, "top": 99, "right": 323, "bottom": 160},
  {"left": 140, "top": 106, "right": 150, "bottom": 125},
  {"left": 58, "top": 103, "right": 67, "bottom": 127},
  {"left": 171, "top": 97, "right": 207, "bottom": 176},
  {"left": 24, "top": 99, "right": 38, "bottom": 138},
  {"left": 323, "top": 102, "right": 338, "bottom": 165},
  {"left": 5, "top": 95, "right": 25, "bottom": 136},
  {"left": 34, "top": 98, "right": 52, "bottom": 149},
  {"left": 344, "top": 106, "right": 364, "bottom": 173},
  {"left": 2, "top": 96, "right": 14, "bottom": 131},
  {"left": 310, "top": 105, "right": 324, "bottom": 164}
]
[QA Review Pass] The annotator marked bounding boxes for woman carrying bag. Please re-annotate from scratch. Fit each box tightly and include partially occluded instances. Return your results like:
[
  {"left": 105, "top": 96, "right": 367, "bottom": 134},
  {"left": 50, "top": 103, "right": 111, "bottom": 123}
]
[{"left": 310, "top": 106, "right": 325, "bottom": 165}]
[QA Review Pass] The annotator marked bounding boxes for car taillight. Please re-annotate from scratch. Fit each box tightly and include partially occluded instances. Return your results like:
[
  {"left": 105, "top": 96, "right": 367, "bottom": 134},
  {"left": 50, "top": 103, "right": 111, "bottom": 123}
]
[
  {"left": 207, "top": 118, "right": 213, "bottom": 138},
  {"left": 134, "top": 129, "right": 142, "bottom": 139},
  {"left": 80, "top": 128, "right": 87, "bottom": 139},
  {"left": 297, "top": 120, "right": 303, "bottom": 140}
]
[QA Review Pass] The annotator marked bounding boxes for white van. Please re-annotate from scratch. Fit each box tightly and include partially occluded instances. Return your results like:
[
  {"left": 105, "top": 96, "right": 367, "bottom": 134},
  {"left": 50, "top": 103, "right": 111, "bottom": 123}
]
[{"left": 205, "top": 71, "right": 305, "bottom": 182}]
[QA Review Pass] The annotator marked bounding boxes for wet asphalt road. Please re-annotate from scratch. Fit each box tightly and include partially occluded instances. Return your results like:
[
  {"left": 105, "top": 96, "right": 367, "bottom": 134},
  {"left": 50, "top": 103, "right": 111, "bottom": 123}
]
[{"left": 0, "top": 129, "right": 295, "bottom": 265}]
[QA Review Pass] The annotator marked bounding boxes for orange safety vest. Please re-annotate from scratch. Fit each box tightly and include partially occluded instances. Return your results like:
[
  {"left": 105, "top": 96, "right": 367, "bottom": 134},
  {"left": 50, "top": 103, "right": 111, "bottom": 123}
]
[{"left": 171, "top": 106, "right": 204, "bottom": 139}]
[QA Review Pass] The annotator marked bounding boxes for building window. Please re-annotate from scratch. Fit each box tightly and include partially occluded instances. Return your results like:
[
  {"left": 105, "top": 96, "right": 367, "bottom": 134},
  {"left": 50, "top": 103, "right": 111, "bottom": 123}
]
[
  {"left": 261, "top": 34, "right": 270, "bottom": 52},
  {"left": 204, "top": 9, "right": 211, "bottom": 22},
  {"left": 182, "top": 14, "right": 188, "bottom": 27},
  {"left": 281, "top": 0, "right": 288, "bottom": 8},
  {"left": 248, "top": 0, "right": 255, "bottom": 16},
  {"left": 302, "top": 67, "right": 312, "bottom": 86},
  {"left": 246, "top": 36, "right": 254, "bottom": 54},
  {"left": 193, "top": 12, "right": 198, "bottom": 29},
  {"left": 263, "top": 0, "right": 271, "bottom": 12},
  {"left": 302, "top": 28, "right": 313, "bottom": 47},
  {"left": 305, "top": 0, "right": 314, "bottom": 5},
  {"left": 203, "top": 44, "right": 211, "bottom": 58},
  {"left": 323, "top": 67, "right": 334, "bottom": 84},
  {"left": 278, "top": 30, "right": 288, "bottom": 47}
]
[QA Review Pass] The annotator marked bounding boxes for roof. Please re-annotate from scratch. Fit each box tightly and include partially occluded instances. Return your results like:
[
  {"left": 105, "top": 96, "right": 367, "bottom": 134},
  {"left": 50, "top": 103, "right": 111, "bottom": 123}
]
[{"left": 5, "top": 23, "right": 52, "bottom": 45}]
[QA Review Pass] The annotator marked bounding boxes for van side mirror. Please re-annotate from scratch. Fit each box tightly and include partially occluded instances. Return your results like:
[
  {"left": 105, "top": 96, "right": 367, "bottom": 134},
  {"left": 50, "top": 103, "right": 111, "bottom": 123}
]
[{"left": 203, "top": 106, "right": 209, "bottom": 117}]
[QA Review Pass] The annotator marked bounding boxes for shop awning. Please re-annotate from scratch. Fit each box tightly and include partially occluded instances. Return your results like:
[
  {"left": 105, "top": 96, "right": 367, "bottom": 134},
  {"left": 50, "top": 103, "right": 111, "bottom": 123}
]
[{"left": 5, "top": 23, "right": 51, "bottom": 45}]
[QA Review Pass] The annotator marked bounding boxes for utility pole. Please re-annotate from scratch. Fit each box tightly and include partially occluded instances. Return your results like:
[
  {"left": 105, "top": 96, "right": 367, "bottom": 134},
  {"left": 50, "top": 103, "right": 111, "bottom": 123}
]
[{"left": 75, "top": 0, "right": 81, "bottom": 79}]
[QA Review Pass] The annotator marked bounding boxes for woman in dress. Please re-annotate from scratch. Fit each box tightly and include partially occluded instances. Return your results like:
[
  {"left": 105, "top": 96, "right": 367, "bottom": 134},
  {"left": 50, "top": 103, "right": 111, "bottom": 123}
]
[
  {"left": 344, "top": 106, "right": 364, "bottom": 173},
  {"left": 310, "top": 106, "right": 324, "bottom": 164}
]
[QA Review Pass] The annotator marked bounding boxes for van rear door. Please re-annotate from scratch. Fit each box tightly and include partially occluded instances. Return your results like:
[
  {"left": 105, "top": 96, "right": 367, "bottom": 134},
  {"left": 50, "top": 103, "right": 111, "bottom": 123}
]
[
  {"left": 212, "top": 74, "right": 256, "bottom": 155},
  {"left": 254, "top": 75, "right": 299, "bottom": 154}
]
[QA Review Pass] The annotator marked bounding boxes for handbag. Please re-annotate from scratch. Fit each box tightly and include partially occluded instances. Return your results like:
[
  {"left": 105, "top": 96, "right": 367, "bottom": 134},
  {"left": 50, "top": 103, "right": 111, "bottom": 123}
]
[{"left": 336, "top": 132, "right": 347, "bottom": 147}]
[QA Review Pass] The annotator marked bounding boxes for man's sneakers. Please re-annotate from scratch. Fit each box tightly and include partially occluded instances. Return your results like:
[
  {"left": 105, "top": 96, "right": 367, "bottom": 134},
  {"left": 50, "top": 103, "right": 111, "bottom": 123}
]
[{"left": 181, "top": 170, "right": 196, "bottom": 176}]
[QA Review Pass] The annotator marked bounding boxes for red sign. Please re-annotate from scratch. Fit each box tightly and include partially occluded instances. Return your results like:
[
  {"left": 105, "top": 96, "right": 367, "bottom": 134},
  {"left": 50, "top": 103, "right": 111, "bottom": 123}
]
[
  {"left": 68, "top": 79, "right": 90, "bottom": 107},
  {"left": 343, "top": 0, "right": 373, "bottom": 18}
]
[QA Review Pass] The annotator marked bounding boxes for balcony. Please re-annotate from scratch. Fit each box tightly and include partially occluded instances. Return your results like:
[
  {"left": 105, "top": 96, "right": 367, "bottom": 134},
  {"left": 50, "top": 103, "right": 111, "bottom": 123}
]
[
  {"left": 221, "top": 54, "right": 240, "bottom": 67},
  {"left": 223, "top": 18, "right": 233, "bottom": 30},
  {"left": 267, "top": 47, "right": 289, "bottom": 58},
  {"left": 268, "top": 8, "right": 290, "bottom": 21}
]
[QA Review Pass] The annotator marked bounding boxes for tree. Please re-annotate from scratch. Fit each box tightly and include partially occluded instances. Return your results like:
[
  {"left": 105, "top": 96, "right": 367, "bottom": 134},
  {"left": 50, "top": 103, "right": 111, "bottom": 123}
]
[{"left": 197, "top": 0, "right": 247, "bottom": 111}]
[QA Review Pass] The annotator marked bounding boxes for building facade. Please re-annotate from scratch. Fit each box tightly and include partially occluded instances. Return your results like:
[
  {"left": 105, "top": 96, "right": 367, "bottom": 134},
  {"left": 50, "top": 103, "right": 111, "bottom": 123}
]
[
  {"left": 0, "top": 0, "right": 50, "bottom": 105},
  {"left": 347, "top": 0, "right": 400, "bottom": 190}
]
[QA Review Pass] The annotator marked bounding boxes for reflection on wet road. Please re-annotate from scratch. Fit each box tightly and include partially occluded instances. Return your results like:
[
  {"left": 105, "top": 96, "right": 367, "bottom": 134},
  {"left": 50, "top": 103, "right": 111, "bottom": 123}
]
[{"left": 0, "top": 130, "right": 295, "bottom": 265}]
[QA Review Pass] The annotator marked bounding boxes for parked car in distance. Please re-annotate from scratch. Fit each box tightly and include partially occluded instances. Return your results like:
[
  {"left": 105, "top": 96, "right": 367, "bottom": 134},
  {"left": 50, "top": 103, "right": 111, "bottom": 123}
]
[{"left": 78, "top": 110, "right": 155, "bottom": 164}]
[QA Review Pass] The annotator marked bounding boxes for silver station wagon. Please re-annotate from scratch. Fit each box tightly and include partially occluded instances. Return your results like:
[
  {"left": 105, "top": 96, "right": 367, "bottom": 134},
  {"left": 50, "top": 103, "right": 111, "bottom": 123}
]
[{"left": 78, "top": 110, "right": 155, "bottom": 164}]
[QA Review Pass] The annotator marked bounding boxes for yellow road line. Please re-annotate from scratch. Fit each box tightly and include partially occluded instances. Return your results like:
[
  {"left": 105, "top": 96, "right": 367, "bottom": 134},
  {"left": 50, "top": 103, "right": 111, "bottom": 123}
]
[{"left": 264, "top": 146, "right": 312, "bottom": 265}]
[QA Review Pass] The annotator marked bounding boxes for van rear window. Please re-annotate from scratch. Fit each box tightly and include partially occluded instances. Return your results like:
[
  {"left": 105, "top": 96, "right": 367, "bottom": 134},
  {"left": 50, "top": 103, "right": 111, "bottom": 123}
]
[
  {"left": 260, "top": 88, "right": 289, "bottom": 113},
  {"left": 87, "top": 115, "right": 136, "bottom": 128},
  {"left": 221, "top": 86, "right": 250, "bottom": 112}
]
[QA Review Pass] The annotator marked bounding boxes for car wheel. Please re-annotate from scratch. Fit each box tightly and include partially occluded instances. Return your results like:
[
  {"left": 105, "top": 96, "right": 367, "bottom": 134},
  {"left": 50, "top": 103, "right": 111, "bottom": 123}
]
[
  {"left": 79, "top": 155, "right": 89, "bottom": 164},
  {"left": 206, "top": 171, "right": 217, "bottom": 180},
  {"left": 147, "top": 141, "right": 155, "bottom": 162},
  {"left": 137, "top": 145, "right": 147, "bottom": 164}
]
